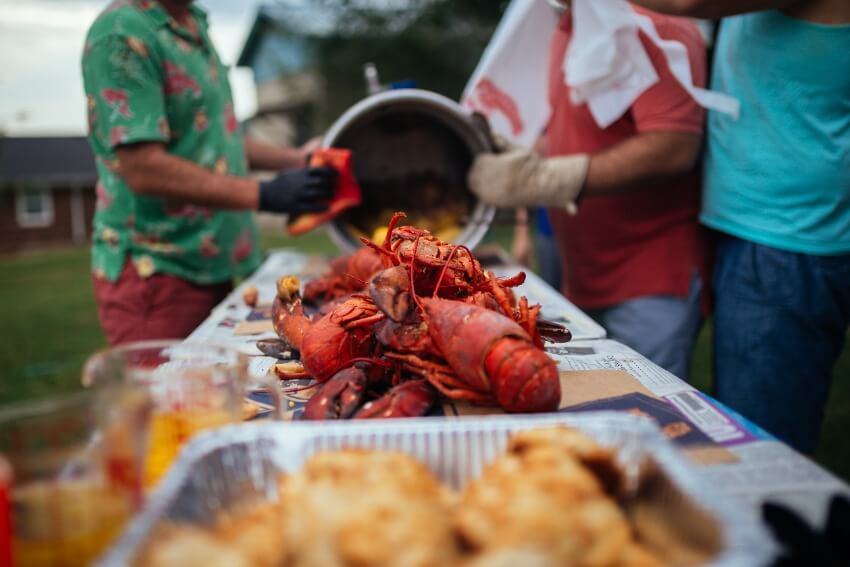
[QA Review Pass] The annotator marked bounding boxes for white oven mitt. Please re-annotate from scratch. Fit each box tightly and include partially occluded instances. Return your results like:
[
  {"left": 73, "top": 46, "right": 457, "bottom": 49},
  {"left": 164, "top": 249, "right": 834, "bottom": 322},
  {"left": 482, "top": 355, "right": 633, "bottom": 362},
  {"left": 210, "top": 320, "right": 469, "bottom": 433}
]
[{"left": 469, "top": 144, "right": 589, "bottom": 214}]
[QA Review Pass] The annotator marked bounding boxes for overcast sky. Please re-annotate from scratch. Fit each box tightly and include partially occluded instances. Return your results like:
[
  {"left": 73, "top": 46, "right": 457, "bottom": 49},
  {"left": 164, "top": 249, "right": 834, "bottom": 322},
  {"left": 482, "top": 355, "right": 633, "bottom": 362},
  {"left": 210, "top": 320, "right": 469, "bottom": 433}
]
[{"left": 0, "top": 0, "right": 262, "bottom": 136}]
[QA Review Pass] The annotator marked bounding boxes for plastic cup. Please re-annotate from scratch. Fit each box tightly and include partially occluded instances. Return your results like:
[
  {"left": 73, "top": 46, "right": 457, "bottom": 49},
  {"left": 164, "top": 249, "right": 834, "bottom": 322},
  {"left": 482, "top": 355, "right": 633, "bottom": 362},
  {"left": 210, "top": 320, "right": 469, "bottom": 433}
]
[
  {"left": 0, "top": 386, "right": 149, "bottom": 567},
  {"left": 84, "top": 341, "right": 280, "bottom": 488}
]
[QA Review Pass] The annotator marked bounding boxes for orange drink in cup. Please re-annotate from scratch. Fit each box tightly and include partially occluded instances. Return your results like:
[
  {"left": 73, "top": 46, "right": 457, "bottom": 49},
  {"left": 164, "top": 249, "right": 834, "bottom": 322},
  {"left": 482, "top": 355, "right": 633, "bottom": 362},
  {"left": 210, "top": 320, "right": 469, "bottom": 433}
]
[
  {"left": 0, "top": 387, "right": 149, "bottom": 566},
  {"left": 85, "top": 341, "right": 280, "bottom": 488}
]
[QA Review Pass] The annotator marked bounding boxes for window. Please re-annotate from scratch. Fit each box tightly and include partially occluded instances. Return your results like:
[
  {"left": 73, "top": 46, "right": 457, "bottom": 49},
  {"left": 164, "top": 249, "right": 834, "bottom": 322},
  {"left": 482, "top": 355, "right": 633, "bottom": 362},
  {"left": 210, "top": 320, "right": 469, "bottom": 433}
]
[{"left": 15, "top": 190, "right": 55, "bottom": 228}]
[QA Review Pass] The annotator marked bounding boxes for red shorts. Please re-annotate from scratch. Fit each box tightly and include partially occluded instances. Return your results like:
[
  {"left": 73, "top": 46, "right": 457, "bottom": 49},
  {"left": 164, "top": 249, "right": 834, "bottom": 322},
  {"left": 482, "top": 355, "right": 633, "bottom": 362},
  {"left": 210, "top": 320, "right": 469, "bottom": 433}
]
[{"left": 92, "top": 260, "right": 232, "bottom": 346}]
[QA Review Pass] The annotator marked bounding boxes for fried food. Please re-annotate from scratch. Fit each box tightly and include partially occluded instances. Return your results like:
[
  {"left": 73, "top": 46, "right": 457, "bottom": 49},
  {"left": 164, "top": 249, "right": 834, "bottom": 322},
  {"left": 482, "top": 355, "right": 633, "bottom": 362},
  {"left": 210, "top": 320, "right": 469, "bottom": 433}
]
[
  {"left": 136, "top": 427, "right": 672, "bottom": 567},
  {"left": 137, "top": 501, "right": 286, "bottom": 567},
  {"left": 455, "top": 427, "right": 661, "bottom": 567},
  {"left": 137, "top": 524, "right": 252, "bottom": 567},
  {"left": 281, "top": 449, "right": 459, "bottom": 567}
]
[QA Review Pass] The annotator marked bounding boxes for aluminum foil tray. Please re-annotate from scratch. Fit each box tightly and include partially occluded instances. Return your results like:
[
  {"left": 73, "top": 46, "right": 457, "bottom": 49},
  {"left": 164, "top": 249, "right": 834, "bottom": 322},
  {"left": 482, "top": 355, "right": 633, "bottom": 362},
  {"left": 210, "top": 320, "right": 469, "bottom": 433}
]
[{"left": 99, "top": 412, "right": 774, "bottom": 566}]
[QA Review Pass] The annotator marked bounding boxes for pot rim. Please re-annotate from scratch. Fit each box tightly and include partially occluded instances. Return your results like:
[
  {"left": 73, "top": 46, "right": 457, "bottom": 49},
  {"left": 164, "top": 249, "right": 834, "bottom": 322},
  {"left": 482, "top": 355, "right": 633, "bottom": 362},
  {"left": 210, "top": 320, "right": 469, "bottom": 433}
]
[{"left": 321, "top": 88, "right": 496, "bottom": 254}]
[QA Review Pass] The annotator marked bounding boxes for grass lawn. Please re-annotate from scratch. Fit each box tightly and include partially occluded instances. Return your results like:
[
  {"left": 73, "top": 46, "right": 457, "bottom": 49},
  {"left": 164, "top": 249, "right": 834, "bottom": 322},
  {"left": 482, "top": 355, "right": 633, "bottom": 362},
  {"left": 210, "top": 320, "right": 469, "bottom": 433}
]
[{"left": 1, "top": 227, "right": 848, "bottom": 482}]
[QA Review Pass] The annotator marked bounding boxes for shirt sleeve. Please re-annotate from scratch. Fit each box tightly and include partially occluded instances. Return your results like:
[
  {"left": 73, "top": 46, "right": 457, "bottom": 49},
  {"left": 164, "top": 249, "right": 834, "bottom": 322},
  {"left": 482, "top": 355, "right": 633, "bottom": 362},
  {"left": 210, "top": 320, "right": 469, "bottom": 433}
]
[
  {"left": 630, "top": 18, "right": 707, "bottom": 136},
  {"left": 83, "top": 32, "right": 169, "bottom": 150}
]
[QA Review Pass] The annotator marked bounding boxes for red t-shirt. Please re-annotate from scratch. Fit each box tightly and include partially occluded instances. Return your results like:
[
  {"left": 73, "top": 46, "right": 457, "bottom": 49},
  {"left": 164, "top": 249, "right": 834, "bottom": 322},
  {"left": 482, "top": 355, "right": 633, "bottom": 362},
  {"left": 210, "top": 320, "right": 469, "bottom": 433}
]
[{"left": 547, "top": 8, "right": 707, "bottom": 310}]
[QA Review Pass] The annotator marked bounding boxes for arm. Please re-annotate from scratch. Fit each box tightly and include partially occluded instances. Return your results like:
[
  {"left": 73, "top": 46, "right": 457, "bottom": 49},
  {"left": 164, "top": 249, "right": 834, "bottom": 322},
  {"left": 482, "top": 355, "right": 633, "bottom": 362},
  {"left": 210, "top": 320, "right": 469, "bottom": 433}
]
[
  {"left": 244, "top": 137, "right": 309, "bottom": 171},
  {"left": 116, "top": 143, "right": 259, "bottom": 209},
  {"left": 117, "top": 142, "right": 337, "bottom": 215},
  {"left": 583, "top": 131, "right": 700, "bottom": 196},
  {"left": 628, "top": 0, "right": 802, "bottom": 18},
  {"left": 470, "top": 131, "right": 699, "bottom": 207}
]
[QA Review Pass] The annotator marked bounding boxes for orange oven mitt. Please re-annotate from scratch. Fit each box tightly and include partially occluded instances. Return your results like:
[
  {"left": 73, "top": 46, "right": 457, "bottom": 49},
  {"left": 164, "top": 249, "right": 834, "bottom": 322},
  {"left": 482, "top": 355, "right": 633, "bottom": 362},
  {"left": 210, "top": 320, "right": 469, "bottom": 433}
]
[{"left": 287, "top": 148, "right": 362, "bottom": 236}]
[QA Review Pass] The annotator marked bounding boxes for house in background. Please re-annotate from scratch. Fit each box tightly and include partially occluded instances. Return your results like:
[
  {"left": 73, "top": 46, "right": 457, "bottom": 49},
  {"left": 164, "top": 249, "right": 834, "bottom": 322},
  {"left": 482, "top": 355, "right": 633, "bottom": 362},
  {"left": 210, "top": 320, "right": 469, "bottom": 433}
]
[
  {"left": 0, "top": 137, "right": 97, "bottom": 253},
  {"left": 237, "top": 3, "right": 336, "bottom": 146}
]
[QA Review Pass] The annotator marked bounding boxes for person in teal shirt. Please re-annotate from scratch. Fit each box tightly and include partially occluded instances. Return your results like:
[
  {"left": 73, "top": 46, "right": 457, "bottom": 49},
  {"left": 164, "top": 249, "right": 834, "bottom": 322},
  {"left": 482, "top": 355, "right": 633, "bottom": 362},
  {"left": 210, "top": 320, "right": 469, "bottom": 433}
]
[{"left": 631, "top": 0, "right": 850, "bottom": 454}]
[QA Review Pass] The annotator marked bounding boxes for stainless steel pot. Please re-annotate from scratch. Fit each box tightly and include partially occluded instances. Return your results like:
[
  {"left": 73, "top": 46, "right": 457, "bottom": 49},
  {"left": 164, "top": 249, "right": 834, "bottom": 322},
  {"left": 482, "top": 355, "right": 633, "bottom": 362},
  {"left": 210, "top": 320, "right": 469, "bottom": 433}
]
[{"left": 321, "top": 89, "right": 496, "bottom": 253}]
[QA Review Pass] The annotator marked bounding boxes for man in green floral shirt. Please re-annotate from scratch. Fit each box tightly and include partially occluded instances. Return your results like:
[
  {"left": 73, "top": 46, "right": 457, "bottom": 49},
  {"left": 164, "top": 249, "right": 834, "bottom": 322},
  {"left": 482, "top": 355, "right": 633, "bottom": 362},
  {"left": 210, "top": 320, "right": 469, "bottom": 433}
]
[{"left": 83, "top": 0, "right": 335, "bottom": 345}]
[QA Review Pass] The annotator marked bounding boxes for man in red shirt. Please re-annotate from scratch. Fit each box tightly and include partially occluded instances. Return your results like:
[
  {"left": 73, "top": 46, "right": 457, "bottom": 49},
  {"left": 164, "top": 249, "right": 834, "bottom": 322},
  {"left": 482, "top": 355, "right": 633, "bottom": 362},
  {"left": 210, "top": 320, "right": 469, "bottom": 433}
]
[{"left": 470, "top": 5, "right": 707, "bottom": 380}]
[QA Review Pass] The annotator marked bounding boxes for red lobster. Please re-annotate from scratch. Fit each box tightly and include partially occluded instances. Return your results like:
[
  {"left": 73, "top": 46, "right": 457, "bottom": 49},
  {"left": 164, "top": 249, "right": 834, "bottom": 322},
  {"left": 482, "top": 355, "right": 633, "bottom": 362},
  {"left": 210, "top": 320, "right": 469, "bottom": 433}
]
[
  {"left": 272, "top": 273, "right": 439, "bottom": 420},
  {"left": 362, "top": 211, "right": 524, "bottom": 299},
  {"left": 273, "top": 280, "right": 382, "bottom": 382},
  {"left": 385, "top": 298, "right": 561, "bottom": 413},
  {"left": 302, "top": 246, "right": 383, "bottom": 303},
  {"left": 361, "top": 212, "right": 568, "bottom": 346}
]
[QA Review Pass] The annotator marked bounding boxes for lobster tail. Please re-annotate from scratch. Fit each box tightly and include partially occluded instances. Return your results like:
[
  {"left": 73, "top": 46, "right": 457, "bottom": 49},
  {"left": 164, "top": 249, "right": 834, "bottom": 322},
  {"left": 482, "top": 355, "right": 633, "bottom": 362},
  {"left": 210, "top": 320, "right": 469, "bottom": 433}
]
[
  {"left": 484, "top": 338, "right": 561, "bottom": 413},
  {"left": 422, "top": 298, "right": 530, "bottom": 393}
]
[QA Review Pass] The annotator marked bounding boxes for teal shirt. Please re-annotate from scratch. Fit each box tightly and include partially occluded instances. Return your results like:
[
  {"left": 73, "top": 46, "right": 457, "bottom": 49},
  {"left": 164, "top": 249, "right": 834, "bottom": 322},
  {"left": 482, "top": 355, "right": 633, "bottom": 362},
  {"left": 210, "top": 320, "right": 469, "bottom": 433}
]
[{"left": 702, "top": 11, "right": 850, "bottom": 255}]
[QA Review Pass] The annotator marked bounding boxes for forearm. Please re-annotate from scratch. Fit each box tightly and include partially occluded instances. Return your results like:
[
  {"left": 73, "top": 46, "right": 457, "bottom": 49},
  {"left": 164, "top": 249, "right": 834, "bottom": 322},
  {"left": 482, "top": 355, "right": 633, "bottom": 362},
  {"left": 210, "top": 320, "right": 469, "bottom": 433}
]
[
  {"left": 628, "top": 0, "right": 802, "bottom": 18},
  {"left": 116, "top": 143, "right": 259, "bottom": 209},
  {"left": 583, "top": 131, "right": 700, "bottom": 196},
  {"left": 244, "top": 137, "right": 306, "bottom": 171}
]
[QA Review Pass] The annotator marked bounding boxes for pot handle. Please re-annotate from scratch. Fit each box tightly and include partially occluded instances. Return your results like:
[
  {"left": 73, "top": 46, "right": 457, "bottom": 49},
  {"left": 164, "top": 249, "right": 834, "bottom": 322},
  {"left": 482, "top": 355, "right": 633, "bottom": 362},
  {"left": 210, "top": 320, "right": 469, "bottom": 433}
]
[{"left": 469, "top": 111, "right": 499, "bottom": 153}]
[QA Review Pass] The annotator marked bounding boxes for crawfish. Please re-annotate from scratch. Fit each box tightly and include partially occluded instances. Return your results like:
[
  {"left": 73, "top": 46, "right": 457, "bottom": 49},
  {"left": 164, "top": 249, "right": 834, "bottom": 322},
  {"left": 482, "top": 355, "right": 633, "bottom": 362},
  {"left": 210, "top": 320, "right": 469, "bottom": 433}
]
[
  {"left": 387, "top": 298, "right": 561, "bottom": 413},
  {"left": 303, "top": 246, "right": 383, "bottom": 304},
  {"left": 272, "top": 275, "right": 384, "bottom": 382}
]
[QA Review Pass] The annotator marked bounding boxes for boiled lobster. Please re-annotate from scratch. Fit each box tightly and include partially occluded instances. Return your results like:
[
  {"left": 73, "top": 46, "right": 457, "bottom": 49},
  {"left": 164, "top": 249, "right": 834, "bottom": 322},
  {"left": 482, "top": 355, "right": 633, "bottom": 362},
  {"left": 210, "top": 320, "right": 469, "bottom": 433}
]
[
  {"left": 269, "top": 211, "right": 570, "bottom": 418},
  {"left": 272, "top": 276, "right": 383, "bottom": 382},
  {"left": 385, "top": 298, "right": 561, "bottom": 412},
  {"left": 302, "top": 246, "right": 383, "bottom": 303},
  {"left": 362, "top": 211, "right": 523, "bottom": 299},
  {"left": 363, "top": 213, "right": 568, "bottom": 346}
]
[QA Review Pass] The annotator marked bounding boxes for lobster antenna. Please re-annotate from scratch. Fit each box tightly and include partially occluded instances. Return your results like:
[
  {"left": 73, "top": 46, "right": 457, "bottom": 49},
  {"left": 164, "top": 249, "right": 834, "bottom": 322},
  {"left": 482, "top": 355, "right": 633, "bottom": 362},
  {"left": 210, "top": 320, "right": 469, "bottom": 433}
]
[
  {"left": 384, "top": 212, "right": 406, "bottom": 250},
  {"left": 281, "top": 381, "right": 320, "bottom": 394},
  {"left": 432, "top": 244, "right": 461, "bottom": 298},
  {"left": 409, "top": 235, "right": 425, "bottom": 311},
  {"left": 344, "top": 274, "right": 368, "bottom": 286}
]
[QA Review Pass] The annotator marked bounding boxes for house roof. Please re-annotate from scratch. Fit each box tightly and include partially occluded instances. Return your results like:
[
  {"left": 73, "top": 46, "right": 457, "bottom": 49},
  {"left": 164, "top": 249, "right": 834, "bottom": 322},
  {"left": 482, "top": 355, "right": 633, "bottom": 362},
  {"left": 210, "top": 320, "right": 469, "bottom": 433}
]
[
  {"left": 237, "top": 4, "right": 336, "bottom": 69},
  {"left": 0, "top": 136, "right": 97, "bottom": 187},
  {"left": 236, "top": 1, "right": 413, "bottom": 69}
]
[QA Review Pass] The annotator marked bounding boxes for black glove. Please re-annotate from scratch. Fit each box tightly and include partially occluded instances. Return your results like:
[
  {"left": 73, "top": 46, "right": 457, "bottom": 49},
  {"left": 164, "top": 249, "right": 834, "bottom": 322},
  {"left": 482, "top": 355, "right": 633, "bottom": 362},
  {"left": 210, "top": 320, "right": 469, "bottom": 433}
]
[
  {"left": 763, "top": 494, "right": 850, "bottom": 567},
  {"left": 258, "top": 166, "right": 337, "bottom": 215}
]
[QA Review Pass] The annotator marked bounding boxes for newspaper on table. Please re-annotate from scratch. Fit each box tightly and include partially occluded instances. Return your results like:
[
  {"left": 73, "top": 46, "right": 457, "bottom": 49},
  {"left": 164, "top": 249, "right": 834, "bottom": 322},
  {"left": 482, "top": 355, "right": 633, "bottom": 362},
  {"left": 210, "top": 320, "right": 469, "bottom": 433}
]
[{"left": 187, "top": 250, "right": 319, "bottom": 354}]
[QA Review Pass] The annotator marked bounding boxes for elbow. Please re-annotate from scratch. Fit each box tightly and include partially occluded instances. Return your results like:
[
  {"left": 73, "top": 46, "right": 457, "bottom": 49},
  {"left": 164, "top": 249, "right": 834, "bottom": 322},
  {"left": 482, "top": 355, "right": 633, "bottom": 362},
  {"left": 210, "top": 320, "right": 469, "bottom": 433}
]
[
  {"left": 118, "top": 167, "right": 154, "bottom": 195},
  {"left": 114, "top": 145, "right": 162, "bottom": 195}
]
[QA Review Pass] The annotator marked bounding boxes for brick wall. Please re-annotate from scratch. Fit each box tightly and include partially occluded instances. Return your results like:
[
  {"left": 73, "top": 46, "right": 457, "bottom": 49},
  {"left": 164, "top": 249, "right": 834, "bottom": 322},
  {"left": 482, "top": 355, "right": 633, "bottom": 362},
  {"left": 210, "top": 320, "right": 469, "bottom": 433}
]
[{"left": 0, "top": 187, "right": 96, "bottom": 253}]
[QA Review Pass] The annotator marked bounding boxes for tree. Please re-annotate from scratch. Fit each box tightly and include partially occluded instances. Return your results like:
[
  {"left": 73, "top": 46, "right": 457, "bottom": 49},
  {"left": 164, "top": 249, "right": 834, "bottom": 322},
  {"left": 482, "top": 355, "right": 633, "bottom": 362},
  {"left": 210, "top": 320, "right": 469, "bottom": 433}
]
[{"left": 304, "top": 0, "right": 509, "bottom": 124}]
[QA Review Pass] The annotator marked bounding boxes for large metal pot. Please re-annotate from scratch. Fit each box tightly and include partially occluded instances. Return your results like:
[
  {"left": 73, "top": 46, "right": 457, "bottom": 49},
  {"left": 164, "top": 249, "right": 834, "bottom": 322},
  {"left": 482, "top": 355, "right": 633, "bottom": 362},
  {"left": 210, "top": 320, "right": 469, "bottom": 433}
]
[{"left": 322, "top": 89, "right": 496, "bottom": 253}]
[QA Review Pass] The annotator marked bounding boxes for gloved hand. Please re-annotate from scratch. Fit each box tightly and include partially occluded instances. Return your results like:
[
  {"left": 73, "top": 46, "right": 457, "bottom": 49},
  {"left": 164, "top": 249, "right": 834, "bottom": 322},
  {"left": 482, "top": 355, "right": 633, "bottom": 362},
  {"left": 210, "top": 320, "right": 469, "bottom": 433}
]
[
  {"left": 468, "top": 146, "right": 590, "bottom": 214},
  {"left": 763, "top": 495, "right": 850, "bottom": 567},
  {"left": 258, "top": 166, "right": 337, "bottom": 215}
]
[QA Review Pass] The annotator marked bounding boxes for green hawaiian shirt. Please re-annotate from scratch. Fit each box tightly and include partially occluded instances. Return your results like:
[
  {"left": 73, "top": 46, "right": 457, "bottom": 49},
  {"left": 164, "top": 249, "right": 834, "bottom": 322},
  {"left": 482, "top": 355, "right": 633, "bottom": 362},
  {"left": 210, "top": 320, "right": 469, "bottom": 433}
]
[{"left": 82, "top": 0, "right": 261, "bottom": 284}]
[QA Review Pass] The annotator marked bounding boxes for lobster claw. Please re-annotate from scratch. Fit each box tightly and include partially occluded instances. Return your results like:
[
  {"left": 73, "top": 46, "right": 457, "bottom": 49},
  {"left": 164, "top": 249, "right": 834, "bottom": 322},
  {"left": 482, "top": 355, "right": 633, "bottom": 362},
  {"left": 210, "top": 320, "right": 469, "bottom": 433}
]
[
  {"left": 302, "top": 367, "right": 369, "bottom": 420},
  {"left": 369, "top": 265, "right": 412, "bottom": 322},
  {"left": 354, "top": 380, "right": 435, "bottom": 419},
  {"left": 272, "top": 276, "right": 311, "bottom": 350},
  {"left": 537, "top": 318, "right": 572, "bottom": 343}
]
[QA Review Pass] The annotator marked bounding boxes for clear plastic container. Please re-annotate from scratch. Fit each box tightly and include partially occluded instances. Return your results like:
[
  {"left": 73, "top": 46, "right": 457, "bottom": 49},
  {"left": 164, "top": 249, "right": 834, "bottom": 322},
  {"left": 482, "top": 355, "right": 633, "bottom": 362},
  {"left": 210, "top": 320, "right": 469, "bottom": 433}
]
[{"left": 84, "top": 341, "right": 281, "bottom": 488}]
